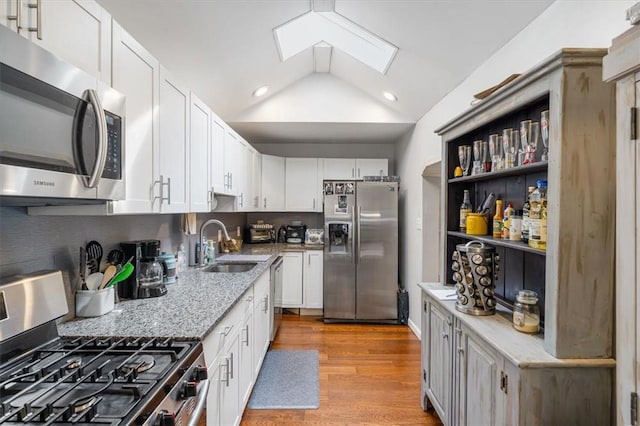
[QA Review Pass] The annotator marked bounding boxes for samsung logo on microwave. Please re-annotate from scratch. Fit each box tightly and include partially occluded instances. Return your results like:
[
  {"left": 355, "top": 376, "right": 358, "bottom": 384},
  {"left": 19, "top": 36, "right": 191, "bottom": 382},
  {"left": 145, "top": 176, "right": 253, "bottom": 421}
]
[{"left": 33, "top": 180, "right": 55, "bottom": 187}]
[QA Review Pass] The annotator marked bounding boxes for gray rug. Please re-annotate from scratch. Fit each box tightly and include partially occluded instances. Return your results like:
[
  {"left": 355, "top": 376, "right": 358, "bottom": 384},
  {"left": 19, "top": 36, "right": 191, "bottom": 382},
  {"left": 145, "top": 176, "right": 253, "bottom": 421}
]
[{"left": 248, "top": 349, "right": 319, "bottom": 409}]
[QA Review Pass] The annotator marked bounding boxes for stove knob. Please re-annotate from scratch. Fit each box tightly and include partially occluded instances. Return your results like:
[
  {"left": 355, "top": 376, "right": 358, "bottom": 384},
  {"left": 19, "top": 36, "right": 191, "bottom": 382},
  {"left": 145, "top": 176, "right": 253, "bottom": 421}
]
[
  {"left": 192, "top": 365, "right": 208, "bottom": 382},
  {"left": 182, "top": 381, "right": 198, "bottom": 399},
  {"left": 155, "top": 410, "right": 176, "bottom": 426}
]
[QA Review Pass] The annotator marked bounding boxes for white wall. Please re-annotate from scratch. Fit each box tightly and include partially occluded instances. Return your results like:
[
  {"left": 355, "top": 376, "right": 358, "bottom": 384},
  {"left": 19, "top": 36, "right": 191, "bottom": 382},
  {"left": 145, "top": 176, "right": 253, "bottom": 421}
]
[{"left": 397, "top": 0, "right": 635, "bottom": 337}]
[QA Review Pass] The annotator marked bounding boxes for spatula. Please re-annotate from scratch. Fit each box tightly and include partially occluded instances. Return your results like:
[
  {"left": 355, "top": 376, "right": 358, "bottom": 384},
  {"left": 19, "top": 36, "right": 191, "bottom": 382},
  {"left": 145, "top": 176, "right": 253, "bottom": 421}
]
[
  {"left": 99, "top": 265, "right": 117, "bottom": 289},
  {"left": 86, "top": 240, "right": 103, "bottom": 274}
]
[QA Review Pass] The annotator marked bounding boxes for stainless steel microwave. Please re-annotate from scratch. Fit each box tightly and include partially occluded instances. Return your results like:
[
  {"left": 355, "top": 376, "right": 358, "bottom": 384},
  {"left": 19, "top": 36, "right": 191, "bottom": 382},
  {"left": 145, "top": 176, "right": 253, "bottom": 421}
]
[{"left": 0, "top": 25, "right": 125, "bottom": 203}]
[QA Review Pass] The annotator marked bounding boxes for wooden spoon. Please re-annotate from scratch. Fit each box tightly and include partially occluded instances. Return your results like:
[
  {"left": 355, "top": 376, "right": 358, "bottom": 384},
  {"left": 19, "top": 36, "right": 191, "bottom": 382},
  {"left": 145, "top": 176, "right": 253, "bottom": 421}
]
[{"left": 99, "top": 265, "right": 117, "bottom": 289}]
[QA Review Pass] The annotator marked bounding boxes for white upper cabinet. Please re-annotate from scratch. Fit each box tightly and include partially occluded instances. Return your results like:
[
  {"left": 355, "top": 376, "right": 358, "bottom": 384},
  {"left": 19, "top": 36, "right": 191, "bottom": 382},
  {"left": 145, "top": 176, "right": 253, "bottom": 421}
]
[
  {"left": 248, "top": 146, "right": 262, "bottom": 211},
  {"left": 322, "top": 158, "right": 357, "bottom": 180},
  {"left": 0, "top": 0, "right": 111, "bottom": 82},
  {"left": 223, "top": 128, "right": 240, "bottom": 196},
  {"left": 158, "top": 66, "right": 190, "bottom": 213},
  {"left": 321, "top": 158, "right": 389, "bottom": 180},
  {"left": 261, "top": 155, "right": 285, "bottom": 211},
  {"left": 189, "top": 93, "right": 210, "bottom": 213},
  {"left": 109, "top": 22, "right": 159, "bottom": 214},
  {"left": 235, "top": 138, "right": 249, "bottom": 210},
  {"left": 355, "top": 158, "right": 388, "bottom": 178},
  {"left": 210, "top": 112, "right": 226, "bottom": 195},
  {"left": 285, "top": 158, "right": 319, "bottom": 212}
]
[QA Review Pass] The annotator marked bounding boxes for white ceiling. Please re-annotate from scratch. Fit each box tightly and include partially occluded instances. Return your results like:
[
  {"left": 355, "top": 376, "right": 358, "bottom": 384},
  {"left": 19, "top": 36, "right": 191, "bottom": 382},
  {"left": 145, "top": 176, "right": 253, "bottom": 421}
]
[{"left": 97, "top": 0, "right": 555, "bottom": 144}]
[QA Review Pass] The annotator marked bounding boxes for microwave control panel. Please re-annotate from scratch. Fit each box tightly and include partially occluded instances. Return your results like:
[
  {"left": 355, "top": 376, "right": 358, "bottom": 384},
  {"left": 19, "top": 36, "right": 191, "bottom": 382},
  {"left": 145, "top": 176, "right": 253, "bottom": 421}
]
[{"left": 103, "top": 112, "right": 122, "bottom": 180}]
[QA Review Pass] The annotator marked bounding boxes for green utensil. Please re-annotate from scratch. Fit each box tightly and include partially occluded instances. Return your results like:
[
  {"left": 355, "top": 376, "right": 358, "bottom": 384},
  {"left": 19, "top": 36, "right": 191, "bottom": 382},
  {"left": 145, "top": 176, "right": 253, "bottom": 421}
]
[{"left": 106, "top": 262, "right": 134, "bottom": 287}]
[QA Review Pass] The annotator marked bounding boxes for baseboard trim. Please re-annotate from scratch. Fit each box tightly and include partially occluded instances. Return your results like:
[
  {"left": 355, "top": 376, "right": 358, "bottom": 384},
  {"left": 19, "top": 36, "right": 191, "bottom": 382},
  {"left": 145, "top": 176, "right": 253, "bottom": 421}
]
[{"left": 408, "top": 318, "right": 421, "bottom": 340}]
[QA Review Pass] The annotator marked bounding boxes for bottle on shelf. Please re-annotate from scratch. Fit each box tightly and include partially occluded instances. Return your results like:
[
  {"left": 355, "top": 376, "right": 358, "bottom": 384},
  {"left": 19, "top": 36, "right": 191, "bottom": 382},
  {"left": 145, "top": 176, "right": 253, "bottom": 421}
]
[
  {"left": 521, "top": 186, "right": 535, "bottom": 244},
  {"left": 459, "top": 189, "right": 473, "bottom": 232},
  {"left": 528, "top": 179, "right": 548, "bottom": 250},
  {"left": 492, "top": 199, "right": 503, "bottom": 238},
  {"left": 509, "top": 210, "right": 523, "bottom": 241},
  {"left": 502, "top": 202, "right": 515, "bottom": 239}
]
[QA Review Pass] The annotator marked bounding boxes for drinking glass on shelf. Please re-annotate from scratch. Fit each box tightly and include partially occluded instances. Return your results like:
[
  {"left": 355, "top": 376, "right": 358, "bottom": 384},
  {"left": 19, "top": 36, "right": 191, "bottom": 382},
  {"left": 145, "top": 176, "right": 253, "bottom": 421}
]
[
  {"left": 458, "top": 145, "right": 471, "bottom": 176},
  {"left": 541, "top": 110, "right": 549, "bottom": 162},
  {"left": 472, "top": 140, "right": 483, "bottom": 175},
  {"left": 481, "top": 141, "right": 490, "bottom": 172},
  {"left": 495, "top": 135, "right": 504, "bottom": 170},
  {"left": 524, "top": 121, "right": 540, "bottom": 164},
  {"left": 488, "top": 134, "right": 499, "bottom": 172},
  {"left": 502, "top": 129, "right": 516, "bottom": 169},
  {"left": 509, "top": 129, "right": 524, "bottom": 167},
  {"left": 518, "top": 120, "right": 531, "bottom": 166}
]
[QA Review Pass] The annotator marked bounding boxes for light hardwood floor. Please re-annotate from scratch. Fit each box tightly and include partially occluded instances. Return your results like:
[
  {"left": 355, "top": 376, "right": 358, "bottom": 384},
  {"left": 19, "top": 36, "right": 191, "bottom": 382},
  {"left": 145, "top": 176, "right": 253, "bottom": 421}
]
[{"left": 240, "top": 313, "right": 443, "bottom": 425}]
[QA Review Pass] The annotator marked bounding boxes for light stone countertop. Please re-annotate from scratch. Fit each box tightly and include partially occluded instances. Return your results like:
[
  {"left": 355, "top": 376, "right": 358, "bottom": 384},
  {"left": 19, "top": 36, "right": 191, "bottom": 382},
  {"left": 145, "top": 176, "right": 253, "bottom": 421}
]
[
  {"left": 418, "top": 282, "right": 616, "bottom": 369},
  {"left": 58, "top": 247, "right": 283, "bottom": 340}
]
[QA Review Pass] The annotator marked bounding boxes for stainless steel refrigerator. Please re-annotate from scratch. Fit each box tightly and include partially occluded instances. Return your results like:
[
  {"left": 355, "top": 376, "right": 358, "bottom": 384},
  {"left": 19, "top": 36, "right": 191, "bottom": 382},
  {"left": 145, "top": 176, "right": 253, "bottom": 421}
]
[{"left": 323, "top": 180, "right": 398, "bottom": 322}]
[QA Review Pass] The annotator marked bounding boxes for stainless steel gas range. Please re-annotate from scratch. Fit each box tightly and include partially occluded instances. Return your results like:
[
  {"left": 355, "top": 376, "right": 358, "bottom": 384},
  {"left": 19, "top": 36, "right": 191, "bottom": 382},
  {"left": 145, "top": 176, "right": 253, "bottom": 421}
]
[{"left": 0, "top": 271, "right": 208, "bottom": 425}]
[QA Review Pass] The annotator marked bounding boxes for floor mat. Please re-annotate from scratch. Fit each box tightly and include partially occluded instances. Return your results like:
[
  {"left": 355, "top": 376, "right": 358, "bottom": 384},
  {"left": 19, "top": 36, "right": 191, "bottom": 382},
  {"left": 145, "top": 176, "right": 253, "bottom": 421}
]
[{"left": 247, "top": 349, "right": 319, "bottom": 409}]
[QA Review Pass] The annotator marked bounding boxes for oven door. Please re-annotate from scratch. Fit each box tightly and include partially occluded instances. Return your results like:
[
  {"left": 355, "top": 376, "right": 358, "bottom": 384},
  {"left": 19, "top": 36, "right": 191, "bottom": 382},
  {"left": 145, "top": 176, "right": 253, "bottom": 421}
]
[{"left": 0, "top": 25, "right": 125, "bottom": 201}]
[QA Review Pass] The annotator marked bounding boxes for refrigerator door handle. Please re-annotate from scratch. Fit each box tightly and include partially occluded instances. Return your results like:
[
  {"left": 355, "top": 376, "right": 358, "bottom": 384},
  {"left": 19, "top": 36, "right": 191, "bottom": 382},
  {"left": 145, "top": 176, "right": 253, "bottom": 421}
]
[{"left": 356, "top": 206, "right": 361, "bottom": 265}]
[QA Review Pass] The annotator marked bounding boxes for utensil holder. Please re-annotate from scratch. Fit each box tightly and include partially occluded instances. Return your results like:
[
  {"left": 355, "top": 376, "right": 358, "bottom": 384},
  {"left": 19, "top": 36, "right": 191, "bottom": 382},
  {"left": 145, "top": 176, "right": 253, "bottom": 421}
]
[{"left": 76, "top": 286, "right": 114, "bottom": 317}]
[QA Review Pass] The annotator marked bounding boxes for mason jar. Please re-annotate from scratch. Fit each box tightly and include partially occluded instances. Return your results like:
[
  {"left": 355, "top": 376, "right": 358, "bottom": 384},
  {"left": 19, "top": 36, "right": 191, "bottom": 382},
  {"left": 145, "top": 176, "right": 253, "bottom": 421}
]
[{"left": 513, "top": 290, "right": 540, "bottom": 334}]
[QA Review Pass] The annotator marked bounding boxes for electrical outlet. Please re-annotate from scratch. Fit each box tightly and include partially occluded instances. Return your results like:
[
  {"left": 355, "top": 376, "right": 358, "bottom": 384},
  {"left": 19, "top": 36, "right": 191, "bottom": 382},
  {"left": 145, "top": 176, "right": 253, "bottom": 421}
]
[{"left": 416, "top": 216, "right": 422, "bottom": 231}]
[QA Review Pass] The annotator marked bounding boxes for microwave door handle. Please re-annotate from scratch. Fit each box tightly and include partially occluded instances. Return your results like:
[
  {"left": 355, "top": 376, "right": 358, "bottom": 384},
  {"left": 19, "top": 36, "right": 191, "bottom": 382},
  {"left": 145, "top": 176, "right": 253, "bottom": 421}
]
[{"left": 84, "top": 89, "right": 108, "bottom": 188}]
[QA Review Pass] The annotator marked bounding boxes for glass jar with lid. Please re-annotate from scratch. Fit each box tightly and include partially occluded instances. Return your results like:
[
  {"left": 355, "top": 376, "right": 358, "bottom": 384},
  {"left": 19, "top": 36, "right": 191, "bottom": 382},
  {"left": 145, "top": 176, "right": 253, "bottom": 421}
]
[{"left": 513, "top": 290, "right": 540, "bottom": 334}]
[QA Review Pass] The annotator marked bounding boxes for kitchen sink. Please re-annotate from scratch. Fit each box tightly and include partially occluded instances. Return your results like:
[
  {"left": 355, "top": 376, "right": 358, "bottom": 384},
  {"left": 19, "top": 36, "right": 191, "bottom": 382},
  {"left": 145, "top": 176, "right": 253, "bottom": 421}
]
[{"left": 201, "top": 262, "right": 257, "bottom": 273}]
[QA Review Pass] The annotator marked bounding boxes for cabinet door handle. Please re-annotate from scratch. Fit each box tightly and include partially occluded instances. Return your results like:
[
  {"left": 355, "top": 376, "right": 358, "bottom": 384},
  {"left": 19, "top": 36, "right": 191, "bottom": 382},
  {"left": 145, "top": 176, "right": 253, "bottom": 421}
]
[
  {"left": 230, "top": 173, "right": 233, "bottom": 189},
  {"left": 220, "top": 358, "right": 230, "bottom": 386},
  {"left": 7, "top": 0, "right": 22, "bottom": 32},
  {"left": 166, "top": 176, "right": 171, "bottom": 205},
  {"left": 446, "top": 319, "right": 452, "bottom": 326},
  {"left": 352, "top": 168, "right": 355, "bottom": 178},
  {"left": 442, "top": 331, "right": 448, "bottom": 340},
  {"left": 313, "top": 198, "right": 316, "bottom": 210},
  {"left": 457, "top": 346, "right": 464, "bottom": 354},
  {"left": 242, "top": 325, "right": 249, "bottom": 346},
  {"left": 27, "top": 0, "right": 41, "bottom": 40},
  {"left": 264, "top": 197, "right": 267, "bottom": 209},
  {"left": 221, "top": 324, "right": 234, "bottom": 336},
  {"left": 358, "top": 168, "right": 361, "bottom": 177},
  {"left": 263, "top": 294, "right": 269, "bottom": 313},
  {"left": 229, "top": 351, "right": 234, "bottom": 379}
]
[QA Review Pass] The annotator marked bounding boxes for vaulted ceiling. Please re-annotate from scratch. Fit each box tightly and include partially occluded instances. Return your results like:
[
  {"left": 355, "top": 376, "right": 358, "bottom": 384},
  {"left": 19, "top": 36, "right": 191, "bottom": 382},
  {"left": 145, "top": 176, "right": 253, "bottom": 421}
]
[{"left": 97, "top": 0, "right": 555, "bottom": 144}]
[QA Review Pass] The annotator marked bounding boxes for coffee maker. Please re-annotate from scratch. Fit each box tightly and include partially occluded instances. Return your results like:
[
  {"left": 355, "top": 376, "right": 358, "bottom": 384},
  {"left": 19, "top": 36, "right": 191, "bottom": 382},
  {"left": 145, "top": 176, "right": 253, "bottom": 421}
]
[{"left": 119, "top": 240, "right": 168, "bottom": 299}]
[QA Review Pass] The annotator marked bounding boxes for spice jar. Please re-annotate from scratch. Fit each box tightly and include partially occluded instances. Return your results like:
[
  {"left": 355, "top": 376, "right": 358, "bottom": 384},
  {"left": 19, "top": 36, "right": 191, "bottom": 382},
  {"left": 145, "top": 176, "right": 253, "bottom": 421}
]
[{"left": 513, "top": 290, "right": 540, "bottom": 334}]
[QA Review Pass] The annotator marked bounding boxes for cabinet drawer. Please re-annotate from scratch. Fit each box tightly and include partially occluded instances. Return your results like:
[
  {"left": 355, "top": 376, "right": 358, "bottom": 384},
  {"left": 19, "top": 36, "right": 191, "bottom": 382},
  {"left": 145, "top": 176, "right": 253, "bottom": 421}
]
[{"left": 203, "top": 298, "right": 245, "bottom": 365}]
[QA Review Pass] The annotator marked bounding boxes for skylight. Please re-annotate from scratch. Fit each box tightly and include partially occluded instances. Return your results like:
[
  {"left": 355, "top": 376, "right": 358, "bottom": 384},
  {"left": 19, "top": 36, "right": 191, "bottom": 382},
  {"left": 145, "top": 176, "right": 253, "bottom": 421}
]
[{"left": 273, "top": 9, "right": 398, "bottom": 75}]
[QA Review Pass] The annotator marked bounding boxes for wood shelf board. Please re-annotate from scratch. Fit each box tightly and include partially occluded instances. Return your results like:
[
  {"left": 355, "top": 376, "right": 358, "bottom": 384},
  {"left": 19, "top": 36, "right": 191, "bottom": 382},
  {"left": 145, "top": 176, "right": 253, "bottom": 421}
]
[
  {"left": 448, "top": 162, "right": 548, "bottom": 184},
  {"left": 447, "top": 231, "right": 546, "bottom": 256}
]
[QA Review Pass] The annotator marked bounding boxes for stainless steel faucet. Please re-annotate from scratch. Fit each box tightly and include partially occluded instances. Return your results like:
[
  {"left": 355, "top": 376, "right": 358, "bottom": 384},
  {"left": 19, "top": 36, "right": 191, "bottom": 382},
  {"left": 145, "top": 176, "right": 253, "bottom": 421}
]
[{"left": 199, "top": 219, "right": 231, "bottom": 265}]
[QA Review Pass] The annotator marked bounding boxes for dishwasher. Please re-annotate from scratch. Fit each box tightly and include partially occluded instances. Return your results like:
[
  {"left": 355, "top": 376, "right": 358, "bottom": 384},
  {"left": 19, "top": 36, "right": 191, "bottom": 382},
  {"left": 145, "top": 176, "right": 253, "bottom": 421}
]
[{"left": 270, "top": 256, "right": 283, "bottom": 341}]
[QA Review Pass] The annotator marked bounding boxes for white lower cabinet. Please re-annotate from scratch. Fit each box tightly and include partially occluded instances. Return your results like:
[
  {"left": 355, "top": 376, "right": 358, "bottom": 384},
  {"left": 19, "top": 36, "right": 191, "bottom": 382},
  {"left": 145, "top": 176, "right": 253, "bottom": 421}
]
[
  {"left": 303, "top": 251, "right": 323, "bottom": 309},
  {"left": 282, "top": 252, "right": 304, "bottom": 307},
  {"left": 203, "top": 269, "right": 271, "bottom": 426},
  {"left": 420, "top": 285, "right": 613, "bottom": 426},
  {"left": 253, "top": 272, "right": 271, "bottom": 376},
  {"left": 282, "top": 250, "right": 324, "bottom": 309}
]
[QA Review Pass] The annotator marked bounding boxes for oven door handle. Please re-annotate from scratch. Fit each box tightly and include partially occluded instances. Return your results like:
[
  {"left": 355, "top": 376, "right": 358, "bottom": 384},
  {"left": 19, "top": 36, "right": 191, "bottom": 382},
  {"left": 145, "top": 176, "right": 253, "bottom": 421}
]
[
  {"left": 84, "top": 89, "right": 108, "bottom": 189},
  {"left": 186, "top": 378, "right": 210, "bottom": 426}
]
